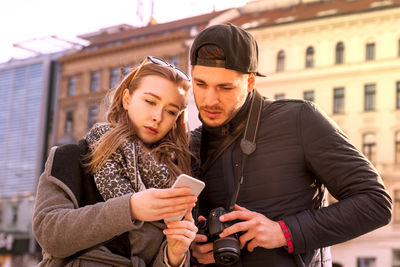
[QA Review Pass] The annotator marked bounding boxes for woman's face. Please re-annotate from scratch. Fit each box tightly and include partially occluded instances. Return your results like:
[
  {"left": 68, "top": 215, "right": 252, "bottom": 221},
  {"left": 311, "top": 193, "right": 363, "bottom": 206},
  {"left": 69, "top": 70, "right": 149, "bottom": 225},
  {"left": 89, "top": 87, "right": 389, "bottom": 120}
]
[{"left": 122, "top": 75, "right": 186, "bottom": 144}]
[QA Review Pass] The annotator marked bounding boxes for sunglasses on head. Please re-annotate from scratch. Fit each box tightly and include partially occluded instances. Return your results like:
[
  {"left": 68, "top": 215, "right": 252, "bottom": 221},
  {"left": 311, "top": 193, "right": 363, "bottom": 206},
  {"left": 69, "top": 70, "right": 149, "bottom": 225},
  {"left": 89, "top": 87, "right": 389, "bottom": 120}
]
[{"left": 129, "top": 56, "right": 191, "bottom": 83}]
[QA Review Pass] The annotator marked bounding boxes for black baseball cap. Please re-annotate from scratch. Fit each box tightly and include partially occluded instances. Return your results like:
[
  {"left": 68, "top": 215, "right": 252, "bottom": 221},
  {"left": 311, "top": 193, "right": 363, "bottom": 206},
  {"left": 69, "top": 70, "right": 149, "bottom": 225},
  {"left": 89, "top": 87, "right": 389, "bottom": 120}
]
[{"left": 190, "top": 23, "right": 266, "bottom": 77}]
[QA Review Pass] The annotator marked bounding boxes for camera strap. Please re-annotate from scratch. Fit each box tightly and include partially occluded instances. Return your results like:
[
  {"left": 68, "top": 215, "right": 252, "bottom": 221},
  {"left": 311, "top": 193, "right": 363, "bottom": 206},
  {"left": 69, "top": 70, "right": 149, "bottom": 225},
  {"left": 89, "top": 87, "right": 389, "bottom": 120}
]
[{"left": 228, "top": 90, "right": 272, "bottom": 211}]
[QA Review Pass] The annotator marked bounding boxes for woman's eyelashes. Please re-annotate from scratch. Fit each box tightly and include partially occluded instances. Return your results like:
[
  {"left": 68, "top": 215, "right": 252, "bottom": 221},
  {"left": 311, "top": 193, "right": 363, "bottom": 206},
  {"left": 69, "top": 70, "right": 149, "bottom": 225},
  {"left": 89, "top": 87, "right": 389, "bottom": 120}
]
[
  {"left": 144, "top": 98, "right": 179, "bottom": 117},
  {"left": 145, "top": 99, "right": 156, "bottom": 105},
  {"left": 166, "top": 109, "right": 177, "bottom": 116}
]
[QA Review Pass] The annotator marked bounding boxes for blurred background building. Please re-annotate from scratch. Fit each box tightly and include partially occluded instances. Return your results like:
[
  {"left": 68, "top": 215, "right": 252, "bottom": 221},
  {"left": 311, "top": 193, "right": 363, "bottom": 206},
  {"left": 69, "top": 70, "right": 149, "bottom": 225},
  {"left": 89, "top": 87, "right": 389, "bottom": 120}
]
[
  {"left": 0, "top": 54, "right": 59, "bottom": 266},
  {"left": 0, "top": 0, "right": 399, "bottom": 266},
  {"left": 0, "top": 39, "right": 83, "bottom": 266}
]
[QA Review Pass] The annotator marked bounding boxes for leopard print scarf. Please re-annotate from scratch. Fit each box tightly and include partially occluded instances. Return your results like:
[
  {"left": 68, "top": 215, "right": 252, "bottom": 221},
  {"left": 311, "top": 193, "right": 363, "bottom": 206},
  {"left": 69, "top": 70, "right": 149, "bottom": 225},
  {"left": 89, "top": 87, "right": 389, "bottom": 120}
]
[{"left": 85, "top": 123, "right": 170, "bottom": 200}]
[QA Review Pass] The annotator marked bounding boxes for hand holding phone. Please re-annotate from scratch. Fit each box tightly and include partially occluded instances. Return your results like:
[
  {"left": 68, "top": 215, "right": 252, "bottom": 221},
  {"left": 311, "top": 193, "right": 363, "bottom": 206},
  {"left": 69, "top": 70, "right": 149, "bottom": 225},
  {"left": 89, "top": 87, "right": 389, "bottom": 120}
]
[{"left": 165, "top": 174, "right": 205, "bottom": 222}]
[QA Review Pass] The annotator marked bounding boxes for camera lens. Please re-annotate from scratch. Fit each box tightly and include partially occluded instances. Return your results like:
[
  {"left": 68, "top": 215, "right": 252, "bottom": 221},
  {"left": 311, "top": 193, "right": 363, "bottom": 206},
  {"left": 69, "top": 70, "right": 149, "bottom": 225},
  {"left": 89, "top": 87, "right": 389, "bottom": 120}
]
[{"left": 213, "top": 236, "right": 240, "bottom": 266}]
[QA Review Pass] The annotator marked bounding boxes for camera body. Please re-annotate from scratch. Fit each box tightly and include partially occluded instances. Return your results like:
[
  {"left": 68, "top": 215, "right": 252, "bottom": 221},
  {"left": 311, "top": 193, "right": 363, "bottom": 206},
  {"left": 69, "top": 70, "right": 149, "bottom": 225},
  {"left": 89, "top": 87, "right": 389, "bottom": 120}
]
[{"left": 197, "top": 207, "right": 241, "bottom": 266}]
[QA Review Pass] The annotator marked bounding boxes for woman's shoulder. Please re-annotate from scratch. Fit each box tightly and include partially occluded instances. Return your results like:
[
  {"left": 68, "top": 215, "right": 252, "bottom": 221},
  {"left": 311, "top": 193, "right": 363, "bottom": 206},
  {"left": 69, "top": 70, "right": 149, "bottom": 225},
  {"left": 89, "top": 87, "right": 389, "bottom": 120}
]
[{"left": 51, "top": 140, "right": 89, "bottom": 182}]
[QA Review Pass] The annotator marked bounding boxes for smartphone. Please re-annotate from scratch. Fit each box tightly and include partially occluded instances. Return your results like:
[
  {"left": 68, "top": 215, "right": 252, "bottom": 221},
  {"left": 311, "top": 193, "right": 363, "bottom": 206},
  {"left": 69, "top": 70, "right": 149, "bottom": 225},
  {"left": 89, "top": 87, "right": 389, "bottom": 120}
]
[{"left": 165, "top": 174, "right": 205, "bottom": 222}]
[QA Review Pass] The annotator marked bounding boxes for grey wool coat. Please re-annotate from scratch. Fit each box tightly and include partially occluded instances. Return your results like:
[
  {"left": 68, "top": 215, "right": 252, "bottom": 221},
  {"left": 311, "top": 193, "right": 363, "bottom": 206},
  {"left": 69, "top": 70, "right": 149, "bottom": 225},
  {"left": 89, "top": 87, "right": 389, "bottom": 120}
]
[{"left": 32, "top": 144, "right": 190, "bottom": 267}]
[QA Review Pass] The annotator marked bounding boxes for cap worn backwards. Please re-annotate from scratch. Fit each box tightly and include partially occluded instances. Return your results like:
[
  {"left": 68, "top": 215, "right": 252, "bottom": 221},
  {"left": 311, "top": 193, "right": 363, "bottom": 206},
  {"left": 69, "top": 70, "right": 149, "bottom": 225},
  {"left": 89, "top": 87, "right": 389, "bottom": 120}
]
[{"left": 190, "top": 23, "right": 266, "bottom": 77}]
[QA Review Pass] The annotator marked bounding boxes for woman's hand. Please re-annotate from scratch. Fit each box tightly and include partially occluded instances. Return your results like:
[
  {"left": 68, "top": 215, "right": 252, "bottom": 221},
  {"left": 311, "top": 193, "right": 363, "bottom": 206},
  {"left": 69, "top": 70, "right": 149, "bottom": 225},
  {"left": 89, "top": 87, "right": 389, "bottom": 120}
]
[
  {"left": 164, "top": 209, "right": 198, "bottom": 266},
  {"left": 129, "top": 187, "right": 197, "bottom": 221}
]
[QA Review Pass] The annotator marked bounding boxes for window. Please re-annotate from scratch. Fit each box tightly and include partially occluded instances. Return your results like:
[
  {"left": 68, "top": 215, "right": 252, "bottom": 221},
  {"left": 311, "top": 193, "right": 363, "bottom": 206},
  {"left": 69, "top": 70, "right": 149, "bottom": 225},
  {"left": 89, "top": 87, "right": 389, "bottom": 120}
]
[
  {"left": 67, "top": 76, "right": 76, "bottom": 96},
  {"left": 305, "top": 46, "right": 314, "bottom": 68},
  {"left": 65, "top": 111, "right": 74, "bottom": 135},
  {"left": 11, "top": 203, "right": 18, "bottom": 226},
  {"left": 364, "top": 84, "right": 376, "bottom": 111},
  {"left": 395, "top": 191, "right": 400, "bottom": 224},
  {"left": 362, "top": 133, "right": 376, "bottom": 164},
  {"left": 396, "top": 82, "right": 400, "bottom": 110},
  {"left": 0, "top": 202, "right": 2, "bottom": 224},
  {"left": 275, "top": 93, "right": 285, "bottom": 100},
  {"left": 90, "top": 71, "right": 100, "bottom": 92},
  {"left": 393, "top": 249, "right": 400, "bottom": 267},
  {"left": 366, "top": 43, "right": 375, "bottom": 61},
  {"left": 395, "top": 131, "right": 400, "bottom": 165},
  {"left": 169, "top": 56, "right": 179, "bottom": 67},
  {"left": 110, "top": 68, "right": 119, "bottom": 88},
  {"left": 88, "top": 106, "right": 98, "bottom": 128},
  {"left": 303, "top": 90, "right": 314, "bottom": 102},
  {"left": 357, "top": 257, "right": 376, "bottom": 267},
  {"left": 398, "top": 39, "right": 400, "bottom": 57},
  {"left": 122, "top": 66, "right": 131, "bottom": 77},
  {"left": 277, "top": 50, "right": 285, "bottom": 72},
  {"left": 333, "top": 87, "right": 345, "bottom": 114},
  {"left": 335, "top": 42, "right": 344, "bottom": 64}
]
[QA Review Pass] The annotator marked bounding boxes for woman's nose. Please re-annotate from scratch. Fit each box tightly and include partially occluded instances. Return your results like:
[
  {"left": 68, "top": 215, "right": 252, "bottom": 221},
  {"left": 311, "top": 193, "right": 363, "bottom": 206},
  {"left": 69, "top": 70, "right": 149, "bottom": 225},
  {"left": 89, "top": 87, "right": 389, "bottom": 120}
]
[{"left": 152, "top": 109, "right": 163, "bottom": 123}]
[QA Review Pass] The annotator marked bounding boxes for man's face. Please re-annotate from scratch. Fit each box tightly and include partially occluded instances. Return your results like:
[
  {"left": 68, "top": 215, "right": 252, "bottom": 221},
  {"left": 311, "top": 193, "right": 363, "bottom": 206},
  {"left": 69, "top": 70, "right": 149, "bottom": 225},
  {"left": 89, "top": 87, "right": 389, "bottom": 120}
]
[{"left": 191, "top": 65, "right": 254, "bottom": 127}]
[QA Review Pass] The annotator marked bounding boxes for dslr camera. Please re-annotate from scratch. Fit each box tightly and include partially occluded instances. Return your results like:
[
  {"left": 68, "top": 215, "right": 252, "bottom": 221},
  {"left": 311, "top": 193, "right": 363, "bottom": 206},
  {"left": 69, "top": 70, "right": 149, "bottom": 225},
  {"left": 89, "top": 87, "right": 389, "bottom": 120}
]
[{"left": 196, "top": 207, "right": 241, "bottom": 266}]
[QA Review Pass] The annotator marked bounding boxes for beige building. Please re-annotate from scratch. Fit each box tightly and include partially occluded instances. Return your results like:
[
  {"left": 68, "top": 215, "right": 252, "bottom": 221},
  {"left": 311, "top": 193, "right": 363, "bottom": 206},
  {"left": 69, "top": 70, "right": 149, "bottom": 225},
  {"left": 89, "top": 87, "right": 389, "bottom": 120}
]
[{"left": 229, "top": 0, "right": 400, "bottom": 266}]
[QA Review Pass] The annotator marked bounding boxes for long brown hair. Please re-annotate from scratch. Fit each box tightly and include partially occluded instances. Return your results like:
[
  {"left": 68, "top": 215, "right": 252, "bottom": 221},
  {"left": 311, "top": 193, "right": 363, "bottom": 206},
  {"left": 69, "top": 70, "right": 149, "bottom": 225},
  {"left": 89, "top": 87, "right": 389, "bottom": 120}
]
[{"left": 86, "top": 60, "right": 192, "bottom": 182}]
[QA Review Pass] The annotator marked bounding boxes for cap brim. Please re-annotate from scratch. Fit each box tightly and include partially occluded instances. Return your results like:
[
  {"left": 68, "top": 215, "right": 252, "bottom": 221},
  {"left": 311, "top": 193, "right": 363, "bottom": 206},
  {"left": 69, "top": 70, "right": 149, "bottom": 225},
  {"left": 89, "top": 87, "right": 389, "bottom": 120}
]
[{"left": 256, "top": 72, "right": 267, "bottom": 77}]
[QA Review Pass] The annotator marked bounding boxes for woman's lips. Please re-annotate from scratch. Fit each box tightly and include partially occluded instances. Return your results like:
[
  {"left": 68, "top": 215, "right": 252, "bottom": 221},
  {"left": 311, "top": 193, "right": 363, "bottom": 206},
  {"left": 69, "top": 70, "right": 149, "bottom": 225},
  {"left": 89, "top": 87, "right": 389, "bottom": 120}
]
[{"left": 145, "top": 126, "right": 158, "bottom": 134}]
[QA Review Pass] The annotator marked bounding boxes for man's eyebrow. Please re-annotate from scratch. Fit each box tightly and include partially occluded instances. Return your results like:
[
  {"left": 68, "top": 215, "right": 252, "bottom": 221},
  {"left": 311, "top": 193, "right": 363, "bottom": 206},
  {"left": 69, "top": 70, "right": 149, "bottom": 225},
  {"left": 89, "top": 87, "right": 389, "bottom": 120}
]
[
  {"left": 193, "top": 78, "right": 234, "bottom": 87},
  {"left": 193, "top": 78, "right": 205, "bottom": 83},
  {"left": 144, "top": 92, "right": 180, "bottom": 109}
]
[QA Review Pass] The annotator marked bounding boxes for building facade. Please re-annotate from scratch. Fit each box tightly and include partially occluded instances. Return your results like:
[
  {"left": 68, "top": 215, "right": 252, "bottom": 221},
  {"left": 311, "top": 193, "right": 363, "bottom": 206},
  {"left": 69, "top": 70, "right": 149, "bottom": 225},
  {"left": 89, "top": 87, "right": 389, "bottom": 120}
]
[
  {"left": 230, "top": 0, "right": 400, "bottom": 266},
  {"left": 0, "top": 54, "right": 63, "bottom": 266}
]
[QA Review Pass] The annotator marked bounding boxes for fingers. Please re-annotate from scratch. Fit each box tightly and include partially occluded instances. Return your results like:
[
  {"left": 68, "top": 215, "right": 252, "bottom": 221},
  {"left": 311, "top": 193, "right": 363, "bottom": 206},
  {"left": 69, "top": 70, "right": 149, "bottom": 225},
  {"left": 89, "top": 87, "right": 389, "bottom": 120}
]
[
  {"left": 190, "top": 242, "right": 215, "bottom": 264},
  {"left": 194, "top": 233, "right": 208, "bottom": 243},
  {"left": 164, "top": 227, "right": 196, "bottom": 241},
  {"left": 247, "top": 239, "right": 260, "bottom": 252},
  {"left": 197, "top": 215, "right": 207, "bottom": 221},
  {"left": 234, "top": 204, "right": 247, "bottom": 211},
  {"left": 157, "top": 187, "right": 194, "bottom": 198},
  {"left": 152, "top": 195, "right": 197, "bottom": 209},
  {"left": 219, "top": 209, "right": 253, "bottom": 223},
  {"left": 219, "top": 220, "right": 250, "bottom": 238},
  {"left": 184, "top": 207, "right": 194, "bottom": 223},
  {"left": 165, "top": 219, "right": 198, "bottom": 233}
]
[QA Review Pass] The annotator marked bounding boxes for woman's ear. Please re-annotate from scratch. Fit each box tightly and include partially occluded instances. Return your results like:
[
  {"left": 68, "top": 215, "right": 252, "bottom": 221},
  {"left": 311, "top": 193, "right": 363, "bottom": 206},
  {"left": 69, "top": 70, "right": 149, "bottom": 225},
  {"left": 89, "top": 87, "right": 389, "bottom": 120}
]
[{"left": 122, "top": 89, "right": 130, "bottom": 110}]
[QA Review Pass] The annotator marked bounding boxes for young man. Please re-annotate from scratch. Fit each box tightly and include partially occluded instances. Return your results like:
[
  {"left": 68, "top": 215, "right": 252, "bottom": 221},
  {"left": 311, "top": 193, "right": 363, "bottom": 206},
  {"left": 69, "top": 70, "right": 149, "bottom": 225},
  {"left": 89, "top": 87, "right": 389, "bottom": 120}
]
[{"left": 189, "top": 23, "right": 392, "bottom": 266}]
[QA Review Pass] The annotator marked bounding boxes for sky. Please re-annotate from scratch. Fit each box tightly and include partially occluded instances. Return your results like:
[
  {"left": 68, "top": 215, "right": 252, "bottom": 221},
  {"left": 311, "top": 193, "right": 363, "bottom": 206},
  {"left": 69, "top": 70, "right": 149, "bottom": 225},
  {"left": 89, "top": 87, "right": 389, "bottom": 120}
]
[{"left": 0, "top": 0, "right": 249, "bottom": 63}]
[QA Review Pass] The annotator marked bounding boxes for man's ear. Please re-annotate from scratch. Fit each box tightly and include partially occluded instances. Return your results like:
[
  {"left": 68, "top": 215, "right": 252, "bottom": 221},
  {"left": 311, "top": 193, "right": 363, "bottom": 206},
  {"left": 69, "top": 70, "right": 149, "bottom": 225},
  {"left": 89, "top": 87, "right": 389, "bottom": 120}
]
[
  {"left": 122, "top": 89, "right": 130, "bottom": 110},
  {"left": 247, "top": 73, "right": 256, "bottom": 92}
]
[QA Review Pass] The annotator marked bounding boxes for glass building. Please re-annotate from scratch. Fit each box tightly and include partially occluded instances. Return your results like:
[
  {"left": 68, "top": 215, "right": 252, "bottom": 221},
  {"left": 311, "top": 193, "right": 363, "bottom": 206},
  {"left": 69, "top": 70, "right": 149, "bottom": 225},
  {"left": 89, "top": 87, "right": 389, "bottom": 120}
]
[{"left": 0, "top": 54, "right": 61, "bottom": 264}]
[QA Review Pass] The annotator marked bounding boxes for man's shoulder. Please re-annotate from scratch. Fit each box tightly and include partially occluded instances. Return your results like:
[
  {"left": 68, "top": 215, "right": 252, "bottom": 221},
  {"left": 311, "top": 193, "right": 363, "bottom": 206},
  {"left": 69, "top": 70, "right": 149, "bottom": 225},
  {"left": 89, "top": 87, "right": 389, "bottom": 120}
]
[{"left": 263, "top": 98, "right": 310, "bottom": 115}]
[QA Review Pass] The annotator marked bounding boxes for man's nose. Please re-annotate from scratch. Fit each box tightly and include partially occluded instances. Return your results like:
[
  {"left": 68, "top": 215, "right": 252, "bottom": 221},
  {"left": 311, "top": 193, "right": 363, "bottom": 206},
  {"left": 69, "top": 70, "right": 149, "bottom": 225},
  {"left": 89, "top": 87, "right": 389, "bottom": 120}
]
[{"left": 204, "top": 88, "right": 220, "bottom": 106}]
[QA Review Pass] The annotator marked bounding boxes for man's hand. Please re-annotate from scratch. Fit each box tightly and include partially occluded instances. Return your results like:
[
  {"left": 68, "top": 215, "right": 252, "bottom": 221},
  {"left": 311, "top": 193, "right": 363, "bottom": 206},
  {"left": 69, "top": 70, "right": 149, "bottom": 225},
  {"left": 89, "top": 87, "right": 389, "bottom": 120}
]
[
  {"left": 190, "top": 216, "right": 215, "bottom": 264},
  {"left": 219, "top": 204, "right": 287, "bottom": 252}
]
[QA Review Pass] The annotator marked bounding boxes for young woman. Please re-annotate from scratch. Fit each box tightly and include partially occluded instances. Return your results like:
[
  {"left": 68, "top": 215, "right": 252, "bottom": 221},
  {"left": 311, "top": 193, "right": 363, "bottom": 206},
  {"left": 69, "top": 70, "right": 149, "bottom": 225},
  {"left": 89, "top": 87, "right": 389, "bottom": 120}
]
[{"left": 33, "top": 56, "right": 198, "bottom": 267}]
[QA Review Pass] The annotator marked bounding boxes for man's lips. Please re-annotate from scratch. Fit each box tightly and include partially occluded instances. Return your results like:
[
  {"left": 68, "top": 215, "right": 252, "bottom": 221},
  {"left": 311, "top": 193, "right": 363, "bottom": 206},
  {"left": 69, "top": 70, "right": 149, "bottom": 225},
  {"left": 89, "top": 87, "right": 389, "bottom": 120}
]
[
  {"left": 144, "top": 126, "right": 158, "bottom": 134},
  {"left": 203, "top": 109, "right": 222, "bottom": 119}
]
